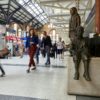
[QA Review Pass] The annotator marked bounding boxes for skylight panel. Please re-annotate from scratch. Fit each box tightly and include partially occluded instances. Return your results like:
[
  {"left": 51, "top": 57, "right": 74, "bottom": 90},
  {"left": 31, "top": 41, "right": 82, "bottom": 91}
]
[{"left": 17, "top": 0, "right": 48, "bottom": 25}]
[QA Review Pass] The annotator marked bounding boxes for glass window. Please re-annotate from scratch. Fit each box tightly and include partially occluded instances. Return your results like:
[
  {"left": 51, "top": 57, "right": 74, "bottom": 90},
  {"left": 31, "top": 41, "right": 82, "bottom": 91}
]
[
  {"left": 31, "top": 5, "right": 36, "bottom": 10},
  {"left": 38, "top": 8, "right": 43, "bottom": 13},
  {"left": 27, "top": 7, "right": 31, "bottom": 12},
  {"left": 35, "top": 10, "right": 40, "bottom": 15},
  {"left": 34, "top": 3, "right": 39, "bottom": 7},
  {"left": 24, "top": 0, "right": 29, "bottom": 3},
  {"left": 32, "top": 13, "right": 37, "bottom": 17},
  {"left": 19, "top": 0, "right": 24, "bottom": 5},
  {"left": 40, "top": 16, "right": 44, "bottom": 20},
  {"left": 17, "top": 0, "right": 48, "bottom": 25}
]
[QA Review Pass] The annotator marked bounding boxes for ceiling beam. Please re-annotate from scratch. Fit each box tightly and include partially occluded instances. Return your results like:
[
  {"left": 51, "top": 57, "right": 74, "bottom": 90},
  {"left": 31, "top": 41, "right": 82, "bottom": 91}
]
[
  {"left": 53, "top": 22, "right": 69, "bottom": 24},
  {"left": 39, "top": 0, "right": 88, "bottom": 4},
  {"left": 51, "top": 17, "right": 85, "bottom": 22},
  {"left": 7, "top": 0, "right": 11, "bottom": 16},
  {"left": 48, "top": 13, "right": 84, "bottom": 17},
  {"left": 43, "top": 4, "right": 69, "bottom": 10},
  {"left": 11, "top": 17, "right": 23, "bottom": 24},
  {"left": 0, "top": 6, "right": 7, "bottom": 19},
  {"left": 79, "top": 1, "right": 87, "bottom": 7},
  {"left": 11, "top": 0, "right": 40, "bottom": 24},
  {"left": 50, "top": 18, "right": 69, "bottom": 22},
  {"left": 43, "top": 4, "right": 91, "bottom": 11},
  {"left": 39, "top": 0, "right": 69, "bottom": 4},
  {"left": 55, "top": 27, "right": 69, "bottom": 29},
  {"left": 53, "top": 21, "right": 85, "bottom": 24},
  {"left": 65, "top": 1, "right": 74, "bottom": 8},
  {"left": 48, "top": 14, "right": 70, "bottom": 17}
]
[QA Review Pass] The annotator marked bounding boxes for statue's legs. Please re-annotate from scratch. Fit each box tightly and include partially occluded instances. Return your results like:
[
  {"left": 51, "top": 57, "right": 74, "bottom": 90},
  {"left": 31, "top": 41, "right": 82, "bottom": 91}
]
[
  {"left": 83, "top": 58, "right": 91, "bottom": 81},
  {"left": 69, "top": 43, "right": 73, "bottom": 56},
  {"left": 73, "top": 55, "right": 81, "bottom": 80},
  {"left": 69, "top": 32, "right": 76, "bottom": 56}
]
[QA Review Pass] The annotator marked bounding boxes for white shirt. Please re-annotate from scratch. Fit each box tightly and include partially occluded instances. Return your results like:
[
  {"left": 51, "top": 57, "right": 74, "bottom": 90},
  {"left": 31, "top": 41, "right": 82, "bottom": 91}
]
[{"left": 57, "top": 41, "right": 63, "bottom": 49}]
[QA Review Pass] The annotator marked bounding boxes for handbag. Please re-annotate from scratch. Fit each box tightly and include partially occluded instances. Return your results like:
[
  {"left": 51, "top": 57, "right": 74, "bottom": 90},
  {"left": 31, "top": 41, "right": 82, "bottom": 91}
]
[
  {"left": 50, "top": 49, "right": 55, "bottom": 58},
  {"left": 0, "top": 48, "right": 10, "bottom": 58},
  {"left": 41, "top": 48, "right": 46, "bottom": 57}
]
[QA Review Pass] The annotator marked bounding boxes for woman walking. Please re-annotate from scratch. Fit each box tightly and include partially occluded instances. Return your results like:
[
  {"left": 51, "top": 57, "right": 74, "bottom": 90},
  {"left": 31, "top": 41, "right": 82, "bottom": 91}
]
[{"left": 26, "top": 29, "right": 38, "bottom": 73}]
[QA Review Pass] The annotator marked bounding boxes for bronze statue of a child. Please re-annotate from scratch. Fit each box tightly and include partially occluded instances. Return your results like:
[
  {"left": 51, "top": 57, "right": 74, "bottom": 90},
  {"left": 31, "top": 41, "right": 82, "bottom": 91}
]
[{"left": 72, "top": 26, "right": 91, "bottom": 81}]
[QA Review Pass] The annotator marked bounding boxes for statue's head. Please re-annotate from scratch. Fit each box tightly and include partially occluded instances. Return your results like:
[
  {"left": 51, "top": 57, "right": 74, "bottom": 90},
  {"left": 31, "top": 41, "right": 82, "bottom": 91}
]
[
  {"left": 70, "top": 7, "right": 78, "bottom": 15},
  {"left": 76, "top": 26, "right": 84, "bottom": 39}
]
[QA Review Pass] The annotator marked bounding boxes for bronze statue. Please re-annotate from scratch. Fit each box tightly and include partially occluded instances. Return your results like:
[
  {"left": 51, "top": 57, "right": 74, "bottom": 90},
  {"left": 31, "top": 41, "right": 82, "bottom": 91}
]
[
  {"left": 72, "top": 26, "right": 91, "bottom": 81},
  {"left": 69, "top": 7, "right": 81, "bottom": 56},
  {"left": 69, "top": 7, "right": 81, "bottom": 41}
]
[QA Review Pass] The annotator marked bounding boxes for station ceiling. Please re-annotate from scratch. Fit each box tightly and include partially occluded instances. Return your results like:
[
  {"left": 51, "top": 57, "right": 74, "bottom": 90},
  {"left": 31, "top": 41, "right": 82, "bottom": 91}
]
[
  {"left": 0, "top": 0, "right": 48, "bottom": 29},
  {"left": 38, "top": 0, "right": 95, "bottom": 42},
  {"left": 0, "top": 0, "right": 95, "bottom": 42}
]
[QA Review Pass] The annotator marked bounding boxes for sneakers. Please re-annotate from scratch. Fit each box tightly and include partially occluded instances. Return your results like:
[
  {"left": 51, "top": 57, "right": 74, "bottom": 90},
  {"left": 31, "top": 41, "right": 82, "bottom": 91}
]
[
  {"left": 26, "top": 69, "right": 30, "bottom": 73},
  {"left": 45, "top": 62, "right": 50, "bottom": 65},
  {"left": 26, "top": 67, "right": 36, "bottom": 73},
  {"left": 31, "top": 67, "right": 36, "bottom": 70}
]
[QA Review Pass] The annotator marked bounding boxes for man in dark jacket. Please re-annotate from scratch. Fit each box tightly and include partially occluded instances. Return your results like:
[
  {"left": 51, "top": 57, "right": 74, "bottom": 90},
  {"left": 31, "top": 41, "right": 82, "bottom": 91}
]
[{"left": 41, "top": 31, "right": 52, "bottom": 65}]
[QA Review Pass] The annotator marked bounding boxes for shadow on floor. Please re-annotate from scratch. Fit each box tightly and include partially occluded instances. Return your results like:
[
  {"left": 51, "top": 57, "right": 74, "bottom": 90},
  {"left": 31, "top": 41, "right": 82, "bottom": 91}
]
[{"left": 77, "top": 96, "right": 100, "bottom": 100}]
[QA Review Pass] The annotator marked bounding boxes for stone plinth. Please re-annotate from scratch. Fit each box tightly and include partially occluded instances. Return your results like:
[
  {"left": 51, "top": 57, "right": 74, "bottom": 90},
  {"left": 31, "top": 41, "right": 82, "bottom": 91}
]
[{"left": 67, "top": 57, "right": 100, "bottom": 97}]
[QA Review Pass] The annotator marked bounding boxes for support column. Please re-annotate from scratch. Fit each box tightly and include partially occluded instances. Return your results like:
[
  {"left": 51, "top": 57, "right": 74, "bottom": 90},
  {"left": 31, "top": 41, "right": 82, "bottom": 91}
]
[{"left": 96, "top": 0, "right": 100, "bottom": 34}]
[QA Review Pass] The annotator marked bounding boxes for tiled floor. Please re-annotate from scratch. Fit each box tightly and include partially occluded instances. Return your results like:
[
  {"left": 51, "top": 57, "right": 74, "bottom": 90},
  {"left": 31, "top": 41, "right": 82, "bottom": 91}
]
[
  {"left": 0, "top": 94, "right": 46, "bottom": 100},
  {"left": 1, "top": 54, "right": 99, "bottom": 100},
  {"left": 0, "top": 53, "right": 76, "bottom": 100}
]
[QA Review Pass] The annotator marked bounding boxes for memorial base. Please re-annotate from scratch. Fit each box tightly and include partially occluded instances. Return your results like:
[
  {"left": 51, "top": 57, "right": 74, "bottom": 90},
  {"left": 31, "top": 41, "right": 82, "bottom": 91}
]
[{"left": 67, "top": 57, "right": 100, "bottom": 97}]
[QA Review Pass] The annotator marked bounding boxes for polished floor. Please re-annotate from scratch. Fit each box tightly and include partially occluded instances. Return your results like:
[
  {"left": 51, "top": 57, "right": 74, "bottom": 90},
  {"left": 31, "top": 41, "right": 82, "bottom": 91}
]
[
  {"left": 0, "top": 53, "right": 99, "bottom": 100},
  {"left": 0, "top": 94, "right": 46, "bottom": 100},
  {"left": 0, "top": 53, "right": 76, "bottom": 100}
]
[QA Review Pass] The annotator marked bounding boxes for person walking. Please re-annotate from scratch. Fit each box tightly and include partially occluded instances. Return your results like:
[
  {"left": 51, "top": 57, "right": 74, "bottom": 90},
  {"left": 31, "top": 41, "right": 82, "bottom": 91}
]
[
  {"left": 0, "top": 35, "right": 6, "bottom": 77},
  {"left": 52, "top": 42, "right": 57, "bottom": 59},
  {"left": 35, "top": 37, "right": 41, "bottom": 64},
  {"left": 57, "top": 37, "right": 63, "bottom": 59},
  {"left": 62, "top": 41, "right": 66, "bottom": 59},
  {"left": 0, "top": 51, "right": 5, "bottom": 77},
  {"left": 26, "top": 29, "right": 38, "bottom": 73},
  {"left": 0, "top": 62, "right": 5, "bottom": 77},
  {"left": 41, "top": 31, "right": 52, "bottom": 65}
]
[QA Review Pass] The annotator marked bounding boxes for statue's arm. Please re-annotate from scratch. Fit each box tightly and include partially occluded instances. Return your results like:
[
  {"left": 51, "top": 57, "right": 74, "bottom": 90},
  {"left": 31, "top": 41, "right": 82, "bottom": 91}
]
[{"left": 76, "top": 15, "right": 81, "bottom": 27}]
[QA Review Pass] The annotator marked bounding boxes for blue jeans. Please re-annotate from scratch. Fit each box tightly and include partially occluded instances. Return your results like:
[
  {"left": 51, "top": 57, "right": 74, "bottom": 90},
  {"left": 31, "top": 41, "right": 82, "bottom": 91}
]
[
  {"left": 45, "top": 46, "right": 50, "bottom": 64},
  {"left": 35, "top": 48, "right": 40, "bottom": 64}
]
